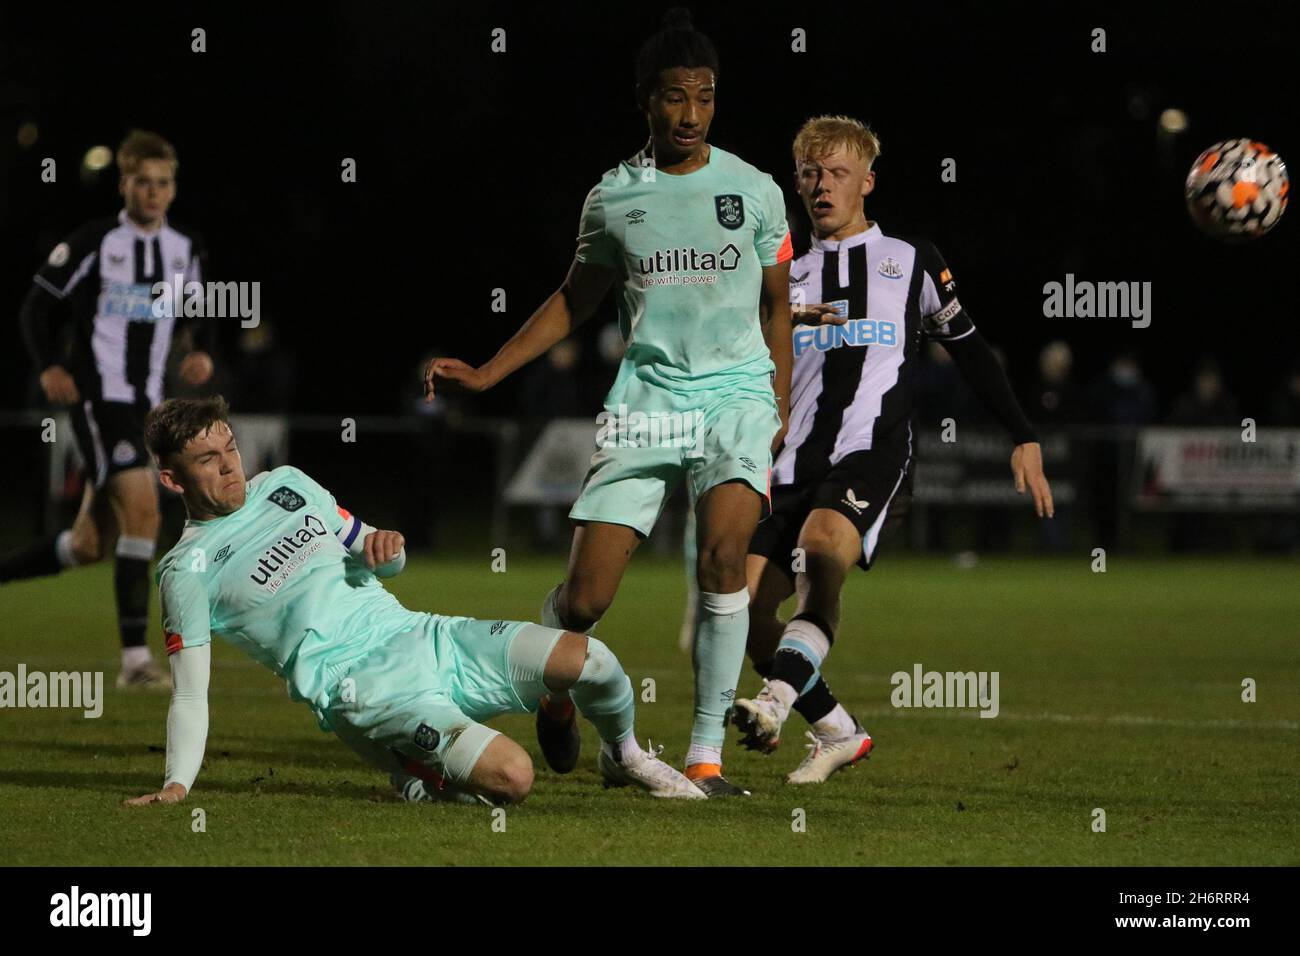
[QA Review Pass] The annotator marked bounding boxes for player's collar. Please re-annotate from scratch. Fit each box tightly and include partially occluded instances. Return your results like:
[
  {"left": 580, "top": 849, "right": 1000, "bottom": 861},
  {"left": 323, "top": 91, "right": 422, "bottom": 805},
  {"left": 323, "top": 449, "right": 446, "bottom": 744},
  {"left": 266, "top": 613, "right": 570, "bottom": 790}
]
[
  {"left": 810, "top": 221, "right": 880, "bottom": 253},
  {"left": 118, "top": 208, "right": 167, "bottom": 238},
  {"left": 629, "top": 140, "right": 715, "bottom": 176}
]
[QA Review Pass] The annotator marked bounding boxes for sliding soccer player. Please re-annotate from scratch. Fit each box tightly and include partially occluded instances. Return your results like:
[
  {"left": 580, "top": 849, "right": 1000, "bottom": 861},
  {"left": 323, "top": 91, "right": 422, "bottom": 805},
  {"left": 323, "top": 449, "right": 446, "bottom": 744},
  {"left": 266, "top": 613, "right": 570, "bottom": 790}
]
[
  {"left": 734, "top": 116, "right": 1054, "bottom": 782},
  {"left": 124, "top": 397, "right": 700, "bottom": 808},
  {"left": 426, "top": 10, "right": 793, "bottom": 796},
  {"left": 1, "top": 130, "right": 213, "bottom": 690}
]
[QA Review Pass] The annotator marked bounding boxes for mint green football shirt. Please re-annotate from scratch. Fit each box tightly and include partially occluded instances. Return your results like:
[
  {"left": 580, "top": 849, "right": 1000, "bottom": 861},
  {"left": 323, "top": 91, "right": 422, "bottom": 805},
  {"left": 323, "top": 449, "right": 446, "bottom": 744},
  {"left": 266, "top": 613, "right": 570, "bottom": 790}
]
[
  {"left": 156, "top": 465, "right": 425, "bottom": 717},
  {"left": 575, "top": 144, "right": 793, "bottom": 409}
]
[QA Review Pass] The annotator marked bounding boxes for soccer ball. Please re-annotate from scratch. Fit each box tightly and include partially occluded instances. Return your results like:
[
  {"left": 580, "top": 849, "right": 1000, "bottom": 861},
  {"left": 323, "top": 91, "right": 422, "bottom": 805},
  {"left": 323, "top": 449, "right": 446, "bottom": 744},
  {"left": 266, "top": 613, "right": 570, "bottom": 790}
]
[{"left": 1185, "top": 139, "right": 1288, "bottom": 240}]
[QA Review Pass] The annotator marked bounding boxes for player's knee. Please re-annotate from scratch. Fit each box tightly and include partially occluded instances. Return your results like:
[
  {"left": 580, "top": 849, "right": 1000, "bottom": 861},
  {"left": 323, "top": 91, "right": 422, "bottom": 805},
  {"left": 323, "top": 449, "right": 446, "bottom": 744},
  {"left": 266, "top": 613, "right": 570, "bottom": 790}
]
[
  {"left": 577, "top": 636, "right": 619, "bottom": 684},
  {"left": 119, "top": 506, "right": 160, "bottom": 537},
  {"left": 68, "top": 530, "right": 103, "bottom": 565},
  {"left": 492, "top": 753, "right": 534, "bottom": 805},
  {"left": 697, "top": 539, "right": 749, "bottom": 590},
  {"left": 562, "top": 580, "right": 612, "bottom": 630}
]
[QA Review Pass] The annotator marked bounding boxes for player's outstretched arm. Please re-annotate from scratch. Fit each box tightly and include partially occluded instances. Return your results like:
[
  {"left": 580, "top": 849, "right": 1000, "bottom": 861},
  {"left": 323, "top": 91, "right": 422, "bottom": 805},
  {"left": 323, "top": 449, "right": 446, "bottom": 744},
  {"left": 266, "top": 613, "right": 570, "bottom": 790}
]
[
  {"left": 939, "top": 331, "right": 1054, "bottom": 518},
  {"left": 424, "top": 257, "right": 615, "bottom": 400},
  {"left": 124, "top": 643, "right": 211, "bottom": 806}
]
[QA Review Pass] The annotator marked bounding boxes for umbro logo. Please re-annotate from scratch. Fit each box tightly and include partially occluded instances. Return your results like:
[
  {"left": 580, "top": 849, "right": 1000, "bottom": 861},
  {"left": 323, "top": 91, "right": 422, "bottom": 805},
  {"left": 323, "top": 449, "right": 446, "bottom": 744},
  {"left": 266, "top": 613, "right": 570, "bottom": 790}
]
[
  {"left": 789, "top": 271, "right": 809, "bottom": 285},
  {"left": 212, "top": 545, "right": 232, "bottom": 564},
  {"left": 738, "top": 456, "right": 757, "bottom": 474},
  {"left": 489, "top": 620, "right": 508, "bottom": 636},
  {"left": 626, "top": 209, "right": 647, "bottom": 224},
  {"left": 108, "top": 254, "right": 125, "bottom": 266},
  {"left": 842, "top": 488, "right": 869, "bottom": 514}
]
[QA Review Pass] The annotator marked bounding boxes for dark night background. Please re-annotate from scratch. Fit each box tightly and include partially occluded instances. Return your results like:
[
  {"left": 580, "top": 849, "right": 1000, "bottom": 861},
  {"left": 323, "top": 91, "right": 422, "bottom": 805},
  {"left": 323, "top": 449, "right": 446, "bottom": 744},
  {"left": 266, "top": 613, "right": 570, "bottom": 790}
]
[{"left": 1, "top": 1, "right": 1296, "bottom": 421}]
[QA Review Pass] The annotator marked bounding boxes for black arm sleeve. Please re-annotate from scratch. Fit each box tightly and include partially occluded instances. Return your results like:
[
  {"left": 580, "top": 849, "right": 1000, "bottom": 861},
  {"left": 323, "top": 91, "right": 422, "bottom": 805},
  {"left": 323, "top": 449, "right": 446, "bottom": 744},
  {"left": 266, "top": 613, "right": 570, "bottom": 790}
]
[
  {"left": 940, "top": 330, "right": 1039, "bottom": 445},
  {"left": 18, "top": 283, "right": 64, "bottom": 370}
]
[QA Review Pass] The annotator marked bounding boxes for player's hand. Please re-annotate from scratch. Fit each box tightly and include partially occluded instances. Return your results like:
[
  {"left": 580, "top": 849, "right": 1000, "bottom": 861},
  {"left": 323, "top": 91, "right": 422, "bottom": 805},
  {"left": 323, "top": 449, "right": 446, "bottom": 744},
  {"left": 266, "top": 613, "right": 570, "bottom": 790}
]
[
  {"left": 363, "top": 530, "right": 405, "bottom": 569},
  {"left": 1011, "top": 442, "right": 1054, "bottom": 518},
  {"left": 39, "top": 365, "right": 80, "bottom": 405},
  {"left": 124, "top": 782, "right": 187, "bottom": 806},
  {"left": 424, "top": 358, "right": 494, "bottom": 400},
  {"left": 179, "top": 351, "right": 214, "bottom": 386},
  {"left": 792, "top": 303, "right": 847, "bottom": 327}
]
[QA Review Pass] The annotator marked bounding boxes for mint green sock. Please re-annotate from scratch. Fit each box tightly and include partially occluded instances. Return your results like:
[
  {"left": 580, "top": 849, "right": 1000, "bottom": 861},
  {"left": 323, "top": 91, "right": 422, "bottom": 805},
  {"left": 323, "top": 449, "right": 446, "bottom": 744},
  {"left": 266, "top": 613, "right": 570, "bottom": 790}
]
[
  {"left": 570, "top": 637, "right": 634, "bottom": 745},
  {"left": 689, "top": 588, "right": 749, "bottom": 749}
]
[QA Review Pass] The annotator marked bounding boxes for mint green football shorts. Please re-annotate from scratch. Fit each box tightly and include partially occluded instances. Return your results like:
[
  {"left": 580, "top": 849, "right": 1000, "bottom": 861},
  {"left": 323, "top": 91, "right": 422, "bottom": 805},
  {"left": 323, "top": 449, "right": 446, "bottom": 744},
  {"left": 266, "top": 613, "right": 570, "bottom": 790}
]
[
  {"left": 569, "top": 387, "right": 779, "bottom": 538},
  {"left": 320, "top": 614, "right": 564, "bottom": 785}
]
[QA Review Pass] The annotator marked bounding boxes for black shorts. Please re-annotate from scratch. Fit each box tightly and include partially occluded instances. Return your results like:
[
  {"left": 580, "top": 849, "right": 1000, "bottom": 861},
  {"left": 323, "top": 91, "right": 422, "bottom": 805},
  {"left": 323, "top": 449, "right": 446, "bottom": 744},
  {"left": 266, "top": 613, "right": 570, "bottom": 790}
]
[
  {"left": 748, "top": 449, "right": 913, "bottom": 580},
  {"left": 69, "top": 400, "right": 151, "bottom": 490}
]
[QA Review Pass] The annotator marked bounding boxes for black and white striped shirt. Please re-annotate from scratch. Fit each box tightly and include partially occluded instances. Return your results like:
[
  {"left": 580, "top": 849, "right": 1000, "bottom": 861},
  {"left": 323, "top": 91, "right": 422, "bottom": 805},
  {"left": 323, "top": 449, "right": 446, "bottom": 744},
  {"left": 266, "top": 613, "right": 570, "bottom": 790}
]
[
  {"left": 775, "top": 223, "right": 974, "bottom": 486},
  {"left": 28, "top": 210, "right": 205, "bottom": 406}
]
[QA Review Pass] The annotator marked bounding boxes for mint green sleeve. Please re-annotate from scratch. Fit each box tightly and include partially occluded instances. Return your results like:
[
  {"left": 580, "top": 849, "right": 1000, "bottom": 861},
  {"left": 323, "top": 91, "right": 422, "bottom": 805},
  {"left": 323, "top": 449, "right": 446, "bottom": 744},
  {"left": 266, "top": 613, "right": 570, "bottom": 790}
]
[
  {"left": 160, "top": 565, "right": 212, "bottom": 655},
  {"left": 755, "top": 178, "right": 793, "bottom": 267},
  {"left": 574, "top": 186, "right": 618, "bottom": 268},
  {"left": 290, "top": 466, "right": 407, "bottom": 576},
  {"left": 280, "top": 466, "right": 348, "bottom": 535}
]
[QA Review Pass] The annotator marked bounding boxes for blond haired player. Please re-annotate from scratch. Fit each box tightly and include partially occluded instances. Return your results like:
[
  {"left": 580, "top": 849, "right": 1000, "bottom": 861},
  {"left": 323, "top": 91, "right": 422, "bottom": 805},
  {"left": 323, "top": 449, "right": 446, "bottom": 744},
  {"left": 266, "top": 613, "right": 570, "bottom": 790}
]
[
  {"left": 4, "top": 131, "right": 214, "bottom": 689},
  {"left": 734, "top": 116, "right": 1053, "bottom": 782}
]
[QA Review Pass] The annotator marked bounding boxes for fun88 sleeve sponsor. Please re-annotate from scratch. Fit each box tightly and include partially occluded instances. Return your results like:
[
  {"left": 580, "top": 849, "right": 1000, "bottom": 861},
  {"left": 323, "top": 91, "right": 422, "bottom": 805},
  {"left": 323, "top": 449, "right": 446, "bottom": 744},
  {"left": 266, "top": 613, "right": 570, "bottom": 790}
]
[{"left": 775, "top": 223, "right": 974, "bottom": 486}]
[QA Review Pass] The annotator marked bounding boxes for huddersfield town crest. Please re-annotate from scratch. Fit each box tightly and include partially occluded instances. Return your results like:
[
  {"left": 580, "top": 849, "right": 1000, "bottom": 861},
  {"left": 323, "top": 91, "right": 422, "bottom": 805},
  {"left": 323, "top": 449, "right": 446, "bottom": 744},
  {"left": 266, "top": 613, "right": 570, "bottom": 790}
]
[
  {"left": 715, "top": 194, "right": 744, "bottom": 229},
  {"left": 413, "top": 723, "right": 440, "bottom": 752},
  {"left": 268, "top": 486, "right": 305, "bottom": 512}
]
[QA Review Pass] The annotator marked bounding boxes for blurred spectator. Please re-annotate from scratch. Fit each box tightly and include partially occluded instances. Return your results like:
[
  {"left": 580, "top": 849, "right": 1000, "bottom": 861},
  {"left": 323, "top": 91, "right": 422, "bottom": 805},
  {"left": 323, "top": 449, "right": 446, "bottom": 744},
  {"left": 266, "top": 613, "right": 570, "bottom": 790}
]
[
  {"left": 1086, "top": 352, "right": 1155, "bottom": 551},
  {"left": 518, "top": 341, "right": 585, "bottom": 550},
  {"left": 1269, "top": 361, "right": 1300, "bottom": 426},
  {"left": 519, "top": 340, "right": 585, "bottom": 420},
  {"left": 231, "top": 320, "right": 296, "bottom": 413},
  {"left": 1087, "top": 351, "right": 1156, "bottom": 425},
  {"left": 1167, "top": 359, "right": 1240, "bottom": 552},
  {"left": 399, "top": 350, "right": 453, "bottom": 550},
  {"left": 1029, "top": 340, "right": 1085, "bottom": 424},
  {"left": 1168, "top": 358, "right": 1240, "bottom": 426}
]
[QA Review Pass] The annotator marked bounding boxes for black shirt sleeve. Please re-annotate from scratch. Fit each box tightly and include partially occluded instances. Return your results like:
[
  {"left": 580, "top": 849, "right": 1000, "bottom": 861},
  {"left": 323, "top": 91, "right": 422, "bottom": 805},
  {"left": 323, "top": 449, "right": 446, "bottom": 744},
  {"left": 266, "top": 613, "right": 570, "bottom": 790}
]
[{"left": 940, "top": 329, "right": 1039, "bottom": 445}]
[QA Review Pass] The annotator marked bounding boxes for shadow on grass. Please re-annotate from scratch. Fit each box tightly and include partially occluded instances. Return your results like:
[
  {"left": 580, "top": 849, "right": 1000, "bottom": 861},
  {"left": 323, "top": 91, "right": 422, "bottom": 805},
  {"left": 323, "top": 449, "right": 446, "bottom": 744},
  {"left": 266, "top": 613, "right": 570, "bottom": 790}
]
[
  {"left": 0, "top": 766, "right": 385, "bottom": 802},
  {"left": 0, "top": 735, "right": 360, "bottom": 772}
]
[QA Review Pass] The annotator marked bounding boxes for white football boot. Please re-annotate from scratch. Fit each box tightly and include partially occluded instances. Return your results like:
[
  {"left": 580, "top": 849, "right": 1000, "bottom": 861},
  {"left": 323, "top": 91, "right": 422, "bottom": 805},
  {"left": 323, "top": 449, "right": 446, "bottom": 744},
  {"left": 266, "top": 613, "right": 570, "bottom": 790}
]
[
  {"left": 599, "top": 740, "right": 707, "bottom": 799},
  {"left": 786, "top": 722, "right": 874, "bottom": 784},
  {"left": 731, "top": 680, "right": 789, "bottom": 753}
]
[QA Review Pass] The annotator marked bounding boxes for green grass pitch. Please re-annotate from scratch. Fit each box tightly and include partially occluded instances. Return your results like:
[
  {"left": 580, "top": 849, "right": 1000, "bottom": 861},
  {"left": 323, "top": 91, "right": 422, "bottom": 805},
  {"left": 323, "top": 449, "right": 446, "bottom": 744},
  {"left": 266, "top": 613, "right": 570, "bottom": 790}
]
[{"left": 1, "top": 554, "right": 1296, "bottom": 866}]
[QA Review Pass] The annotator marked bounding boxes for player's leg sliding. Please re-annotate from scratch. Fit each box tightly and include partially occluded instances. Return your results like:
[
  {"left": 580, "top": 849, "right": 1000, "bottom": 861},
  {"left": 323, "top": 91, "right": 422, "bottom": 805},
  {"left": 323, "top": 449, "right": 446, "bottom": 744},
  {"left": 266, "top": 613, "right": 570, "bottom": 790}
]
[
  {"left": 685, "top": 587, "right": 752, "bottom": 797},
  {"left": 514, "top": 624, "right": 702, "bottom": 799}
]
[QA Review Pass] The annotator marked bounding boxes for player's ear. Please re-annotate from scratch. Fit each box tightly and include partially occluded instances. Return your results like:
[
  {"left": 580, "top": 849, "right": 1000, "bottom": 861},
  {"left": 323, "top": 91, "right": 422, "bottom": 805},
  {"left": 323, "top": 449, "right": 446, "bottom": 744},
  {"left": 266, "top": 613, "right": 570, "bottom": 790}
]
[
  {"left": 157, "top": 465, "right": 184, "bottom": 497},
  {"left": 861, "top": 169, "right": 876, "bottom": 198}
]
